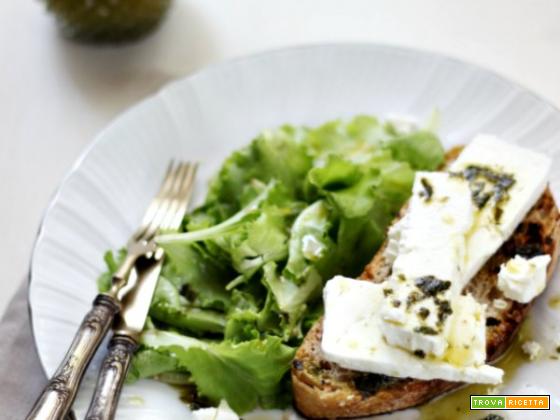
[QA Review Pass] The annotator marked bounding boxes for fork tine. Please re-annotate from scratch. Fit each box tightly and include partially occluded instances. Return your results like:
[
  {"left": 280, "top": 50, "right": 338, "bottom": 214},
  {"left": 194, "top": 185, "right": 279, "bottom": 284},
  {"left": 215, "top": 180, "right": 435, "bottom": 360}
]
[
  {"left": 133, "top": 160, "right": 197, "bottom": 242},
  {"left": 162, "top": 162, "right": 198, "bottom": 232},
  {"left": 140, "top": 161, "right": 197, "bottom": 241},
  {"left": 139, "top": 162, "right": 186, "bottom": 241},
  {"left": 157, "top": 162, "right": 191, "bottom": 232},
  {"left": 171, "top": 162, "right": 198, "bottom": 229},
  {"left": 133, "top": 161, "right": 176, "bottom": 240}
]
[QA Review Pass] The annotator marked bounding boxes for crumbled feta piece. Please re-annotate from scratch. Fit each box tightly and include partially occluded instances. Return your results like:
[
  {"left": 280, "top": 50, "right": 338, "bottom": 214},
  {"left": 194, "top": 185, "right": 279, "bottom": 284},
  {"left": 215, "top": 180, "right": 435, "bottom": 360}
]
[
  {"left": 497, "top": 255, "right": 551, "bottom": 303},
  {"left": 492, "top": 298, "right": 509, "bottom": 310},
  {"left": 521, "top": 341, "right": 542, "bottom": 361}
]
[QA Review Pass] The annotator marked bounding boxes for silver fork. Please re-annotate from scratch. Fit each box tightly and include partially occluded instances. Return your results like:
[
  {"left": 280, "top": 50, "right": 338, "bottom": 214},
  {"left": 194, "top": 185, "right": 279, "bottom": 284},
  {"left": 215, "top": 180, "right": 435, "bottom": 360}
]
[{"left": 26, "top": 161, "right": 198, "bottom": 420}]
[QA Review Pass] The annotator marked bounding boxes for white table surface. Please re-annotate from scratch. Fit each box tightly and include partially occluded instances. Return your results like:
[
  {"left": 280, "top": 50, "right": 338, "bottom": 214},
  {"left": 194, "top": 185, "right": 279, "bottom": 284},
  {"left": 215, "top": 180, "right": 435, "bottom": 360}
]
[{"left": 1, "top": 0, "right": 559, "bottom": 316}]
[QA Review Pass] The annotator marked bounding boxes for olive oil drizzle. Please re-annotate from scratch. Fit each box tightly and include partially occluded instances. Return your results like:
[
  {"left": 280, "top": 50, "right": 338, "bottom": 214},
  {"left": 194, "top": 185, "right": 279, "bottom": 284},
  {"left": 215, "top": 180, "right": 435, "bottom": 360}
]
[
  {"left": 449, "top": 165, "right": 515, "bottom": 223},
  {"left": 548, "top": 295, "right": 560, "bottom": 310},
  {"left": 419, "top": 319, "right": 532, "bottom": 420}
]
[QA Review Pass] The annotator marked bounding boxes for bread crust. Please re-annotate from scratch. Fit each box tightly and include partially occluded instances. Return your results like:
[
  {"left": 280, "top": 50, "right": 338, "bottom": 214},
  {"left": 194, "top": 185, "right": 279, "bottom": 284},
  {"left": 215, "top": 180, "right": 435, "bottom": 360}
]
[{"left": 292, "top": 187, "right": 560, "bottom": 419}]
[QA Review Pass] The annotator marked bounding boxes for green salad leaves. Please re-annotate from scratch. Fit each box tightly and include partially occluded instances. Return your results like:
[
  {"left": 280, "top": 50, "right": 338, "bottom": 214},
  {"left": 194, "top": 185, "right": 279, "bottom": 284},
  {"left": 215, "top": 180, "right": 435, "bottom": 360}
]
[{"left": 99, "top": 115, "right": 444, "bottom": 414}]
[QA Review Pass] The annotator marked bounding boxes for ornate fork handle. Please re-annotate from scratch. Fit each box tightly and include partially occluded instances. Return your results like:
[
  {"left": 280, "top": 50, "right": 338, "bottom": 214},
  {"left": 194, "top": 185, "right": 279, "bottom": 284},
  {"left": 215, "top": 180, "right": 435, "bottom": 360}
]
[
  {"left": 26, "top": 294, "right": 119, "bottom": 420},
  {"left": 84, "top": 335, "right": 137, "bottom": 420}
]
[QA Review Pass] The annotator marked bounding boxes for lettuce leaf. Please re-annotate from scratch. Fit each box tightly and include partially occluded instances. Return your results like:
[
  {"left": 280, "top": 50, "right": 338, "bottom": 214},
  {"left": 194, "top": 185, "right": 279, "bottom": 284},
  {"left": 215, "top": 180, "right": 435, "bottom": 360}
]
[
  {"left": 127, "top": 348, "right": 180, "bottom": 383},
  {"left": 206, "top": 126, "right": 312, "bottom": 207},
  {"left": 160, "top": 244, "right": 232, "bottom": 311},
  {"left": 387, "top": 130, "right": 445, "bottom": 170},
  {"left": 140, "top": 330, "right": 294, "bottom": 414},
  {"left": 172, "top": 337, "right": 294, "bottom": 413}
]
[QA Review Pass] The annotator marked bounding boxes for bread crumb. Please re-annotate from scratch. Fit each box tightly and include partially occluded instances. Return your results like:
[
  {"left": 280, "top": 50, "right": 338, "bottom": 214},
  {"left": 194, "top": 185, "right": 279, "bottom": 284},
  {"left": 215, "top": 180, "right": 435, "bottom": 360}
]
[{"left": 521, "top": 341, "right": 542, "bottom": 361}]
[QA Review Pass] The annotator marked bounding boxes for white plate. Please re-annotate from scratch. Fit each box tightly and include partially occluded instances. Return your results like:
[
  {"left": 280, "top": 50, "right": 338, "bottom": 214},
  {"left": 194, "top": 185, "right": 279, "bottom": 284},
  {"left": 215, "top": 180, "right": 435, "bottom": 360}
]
[{"left": 29, "top": 44, "right": 560, "bottom": 419}]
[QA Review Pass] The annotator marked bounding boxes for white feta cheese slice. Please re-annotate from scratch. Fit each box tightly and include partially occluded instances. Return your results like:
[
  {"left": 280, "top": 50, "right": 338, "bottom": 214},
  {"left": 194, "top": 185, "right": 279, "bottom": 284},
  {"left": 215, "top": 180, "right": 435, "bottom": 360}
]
[
  {"left": 450, "top": 135, "right": 551, "bottom": 283},
  {"left": 497, "top": 254, "right": 551, "bottom": 303},
  {"left": 321, "top": 277, "right": 503, "bottom": 384},
  {"left": 391, "top": 172, "right": 474, "bottom": 286},
  {"left": 379, "top": 172, "right": 475, "bottom": 356}
]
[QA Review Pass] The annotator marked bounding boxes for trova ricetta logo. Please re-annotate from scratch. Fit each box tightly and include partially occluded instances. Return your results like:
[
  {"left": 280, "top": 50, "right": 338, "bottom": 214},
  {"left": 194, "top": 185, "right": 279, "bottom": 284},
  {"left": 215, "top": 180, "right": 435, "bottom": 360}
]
[{"left": 470, "top": 395, "right": 550, "bottom": 410}]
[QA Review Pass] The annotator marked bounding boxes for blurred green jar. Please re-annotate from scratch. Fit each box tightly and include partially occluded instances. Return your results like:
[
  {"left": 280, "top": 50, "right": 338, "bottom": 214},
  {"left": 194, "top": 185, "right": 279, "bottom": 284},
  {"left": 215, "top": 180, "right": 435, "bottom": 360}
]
[{"left": 45, "top": 0, "right": 172, "bottom": 43}]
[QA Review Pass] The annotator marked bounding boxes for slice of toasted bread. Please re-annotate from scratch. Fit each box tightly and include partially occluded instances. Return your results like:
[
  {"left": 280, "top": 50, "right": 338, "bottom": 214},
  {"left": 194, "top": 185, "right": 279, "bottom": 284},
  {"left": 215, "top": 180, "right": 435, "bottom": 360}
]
[{"left": 292, "top": 182, "right": 560, "bottom": 418}]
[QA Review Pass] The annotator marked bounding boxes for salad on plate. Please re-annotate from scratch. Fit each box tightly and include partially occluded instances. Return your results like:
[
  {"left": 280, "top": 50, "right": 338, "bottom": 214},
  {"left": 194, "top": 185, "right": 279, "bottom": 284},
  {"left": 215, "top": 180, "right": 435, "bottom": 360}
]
[{"left": 98, "top": 115, "right": 445, "bottom": 415}]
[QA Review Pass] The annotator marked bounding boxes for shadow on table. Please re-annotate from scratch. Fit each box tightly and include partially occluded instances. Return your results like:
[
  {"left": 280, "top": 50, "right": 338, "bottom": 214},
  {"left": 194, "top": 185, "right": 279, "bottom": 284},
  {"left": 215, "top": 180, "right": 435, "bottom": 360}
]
[{"left": 52, "top": 1, "right": 220, "bottom": 117}]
